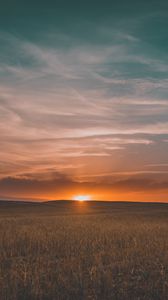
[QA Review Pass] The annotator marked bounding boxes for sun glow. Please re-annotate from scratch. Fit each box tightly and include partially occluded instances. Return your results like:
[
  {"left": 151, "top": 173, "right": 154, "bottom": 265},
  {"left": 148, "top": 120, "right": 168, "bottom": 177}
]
[{"left": 73, "top": 195, "right": 91, "bottom": 201}]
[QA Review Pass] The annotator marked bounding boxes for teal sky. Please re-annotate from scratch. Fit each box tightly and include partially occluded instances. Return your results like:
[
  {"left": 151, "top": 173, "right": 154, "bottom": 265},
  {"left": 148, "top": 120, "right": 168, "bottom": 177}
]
[{"left": 0, "top": 0, "right": 168, "bottom": 201}]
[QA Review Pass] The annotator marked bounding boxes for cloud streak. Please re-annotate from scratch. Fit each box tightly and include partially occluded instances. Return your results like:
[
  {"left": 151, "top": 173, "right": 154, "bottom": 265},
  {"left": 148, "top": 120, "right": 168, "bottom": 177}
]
[{"left": 0, "top": 19, "right": 168, "bottom": 200}]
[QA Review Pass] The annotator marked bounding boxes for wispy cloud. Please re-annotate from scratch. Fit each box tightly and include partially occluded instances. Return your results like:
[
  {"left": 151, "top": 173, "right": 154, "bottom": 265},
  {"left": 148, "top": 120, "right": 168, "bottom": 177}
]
[{"left": 0, "top": 29, "right": 168, "bottom": 198}]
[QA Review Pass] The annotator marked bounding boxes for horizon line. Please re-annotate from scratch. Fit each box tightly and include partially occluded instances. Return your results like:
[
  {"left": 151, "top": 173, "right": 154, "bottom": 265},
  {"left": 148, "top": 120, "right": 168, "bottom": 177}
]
[{"left": 0, "top": 198, "right": 168, "bottom": 205}]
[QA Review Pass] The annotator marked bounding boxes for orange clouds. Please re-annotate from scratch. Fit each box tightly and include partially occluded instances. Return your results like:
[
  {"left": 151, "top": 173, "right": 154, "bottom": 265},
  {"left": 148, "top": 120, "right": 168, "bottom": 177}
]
[{"left": 0, "top": 174, "right": 168, "bottom": 202}]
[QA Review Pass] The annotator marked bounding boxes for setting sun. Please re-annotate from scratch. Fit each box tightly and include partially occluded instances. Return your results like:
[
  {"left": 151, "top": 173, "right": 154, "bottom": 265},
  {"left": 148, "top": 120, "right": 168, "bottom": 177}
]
[{"left": 73, "top": 195, "right": 91, "bottom": 201}]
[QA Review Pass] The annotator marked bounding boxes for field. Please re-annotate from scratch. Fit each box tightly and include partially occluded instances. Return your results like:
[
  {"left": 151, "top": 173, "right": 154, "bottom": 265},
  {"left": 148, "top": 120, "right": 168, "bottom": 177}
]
[{"left": 1, "top": 200, "right": 168, "bottom": 300}]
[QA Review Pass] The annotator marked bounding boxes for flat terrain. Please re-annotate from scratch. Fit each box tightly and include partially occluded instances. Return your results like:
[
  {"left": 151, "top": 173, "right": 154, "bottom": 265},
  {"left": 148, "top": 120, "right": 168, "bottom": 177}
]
[{"left": 1, "top": 200, "right": 168, "bottom": 300}]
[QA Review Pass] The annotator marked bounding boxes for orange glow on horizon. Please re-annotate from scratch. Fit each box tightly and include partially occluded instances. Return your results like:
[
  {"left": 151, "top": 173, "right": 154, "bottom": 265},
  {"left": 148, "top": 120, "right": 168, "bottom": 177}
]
[{"left": 2, "top": 186, "right": 168, "bottom": 203}]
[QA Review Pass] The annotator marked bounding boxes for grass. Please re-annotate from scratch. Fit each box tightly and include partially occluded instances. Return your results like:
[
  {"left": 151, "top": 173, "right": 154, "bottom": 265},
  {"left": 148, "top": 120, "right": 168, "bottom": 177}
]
[{"left": 0, "top": 201, "right": 168, "bottom": 299}]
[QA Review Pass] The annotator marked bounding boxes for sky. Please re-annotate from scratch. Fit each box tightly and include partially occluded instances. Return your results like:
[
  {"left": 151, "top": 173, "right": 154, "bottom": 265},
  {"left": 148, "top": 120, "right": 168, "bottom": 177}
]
[{"left": 0, "top": 0, "right": 168, "bottom": 201}]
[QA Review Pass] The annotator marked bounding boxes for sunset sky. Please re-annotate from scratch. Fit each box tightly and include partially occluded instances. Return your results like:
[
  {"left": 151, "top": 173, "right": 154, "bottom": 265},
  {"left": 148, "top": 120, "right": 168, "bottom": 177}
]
[{"left": 0, "top": 0, "right": 168, "bottom": 201}]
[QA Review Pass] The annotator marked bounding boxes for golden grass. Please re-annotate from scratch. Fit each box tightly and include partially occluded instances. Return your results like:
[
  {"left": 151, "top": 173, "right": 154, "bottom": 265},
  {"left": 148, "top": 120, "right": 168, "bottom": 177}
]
[{"left": 0, "top": 202, "right": 168, "bottom": 299}]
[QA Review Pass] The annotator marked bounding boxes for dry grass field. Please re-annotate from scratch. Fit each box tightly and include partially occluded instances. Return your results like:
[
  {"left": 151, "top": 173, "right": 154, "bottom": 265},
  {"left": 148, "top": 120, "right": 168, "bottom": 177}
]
[{"left": 1, "top": 200, "right": 168, "bottom": 300}]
